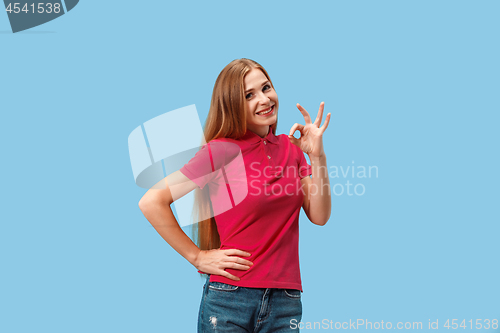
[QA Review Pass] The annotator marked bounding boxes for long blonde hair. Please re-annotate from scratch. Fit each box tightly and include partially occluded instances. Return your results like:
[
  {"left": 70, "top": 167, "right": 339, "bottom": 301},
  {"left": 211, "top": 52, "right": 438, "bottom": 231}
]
[{"left": 192, "top": 59, "right": 278, "bottom": 269}]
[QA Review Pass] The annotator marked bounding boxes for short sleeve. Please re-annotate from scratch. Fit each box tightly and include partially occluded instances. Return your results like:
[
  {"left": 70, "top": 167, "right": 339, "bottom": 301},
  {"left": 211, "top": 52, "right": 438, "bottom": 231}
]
[
  {"left": 297, "top": 148, "right": 312, "bottom": 179},
  {"left": 179, "top": 140, "right": 240, "bottom": 189},
  {"left": 179, "top": 143, "right": 215, "bottom": 190}
]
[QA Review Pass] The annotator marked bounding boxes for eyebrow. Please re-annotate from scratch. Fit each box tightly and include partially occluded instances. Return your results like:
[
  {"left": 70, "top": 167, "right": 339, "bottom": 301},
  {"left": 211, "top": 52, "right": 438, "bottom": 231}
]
[{"left": 245, "top": 81, "right": 270, "bottom": 94}]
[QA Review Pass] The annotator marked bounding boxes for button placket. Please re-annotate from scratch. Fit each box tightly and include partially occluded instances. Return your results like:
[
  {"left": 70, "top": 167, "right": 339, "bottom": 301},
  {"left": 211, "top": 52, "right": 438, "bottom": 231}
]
[{"left": 262, "top": 139, "right": 276, "bottom": 172}]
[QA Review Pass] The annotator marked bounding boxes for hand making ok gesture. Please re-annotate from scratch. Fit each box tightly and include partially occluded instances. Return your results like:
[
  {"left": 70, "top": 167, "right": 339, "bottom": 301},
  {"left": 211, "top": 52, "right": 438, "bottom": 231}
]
[{"left": 288, "top": 102, "right": 331, "bottom": 158}]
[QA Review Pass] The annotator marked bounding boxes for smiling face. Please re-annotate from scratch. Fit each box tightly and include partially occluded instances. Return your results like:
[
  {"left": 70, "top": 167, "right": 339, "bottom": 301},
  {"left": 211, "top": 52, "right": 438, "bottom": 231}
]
[{"left": 244, "top": 68, "right": 278, "bottom": 138}]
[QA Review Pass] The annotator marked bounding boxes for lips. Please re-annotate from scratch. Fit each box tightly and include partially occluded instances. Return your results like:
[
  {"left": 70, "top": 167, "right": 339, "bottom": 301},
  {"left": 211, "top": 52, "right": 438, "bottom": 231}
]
[{"left": 256, "top": 105, "right": 274, "bottom": 116}]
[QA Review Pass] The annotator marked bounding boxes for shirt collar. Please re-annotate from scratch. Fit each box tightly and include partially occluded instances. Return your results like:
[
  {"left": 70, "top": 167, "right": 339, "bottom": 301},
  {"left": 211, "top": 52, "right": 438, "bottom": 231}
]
[{"left": 241, "top": 126, "right": 279, "bottom": 145}]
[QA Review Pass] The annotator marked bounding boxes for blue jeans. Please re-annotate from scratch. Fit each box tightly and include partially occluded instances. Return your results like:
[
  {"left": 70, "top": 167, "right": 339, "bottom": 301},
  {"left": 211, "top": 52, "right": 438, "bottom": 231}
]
[{"left": 198, "top": 275, "right": 302, "bottom": 332}]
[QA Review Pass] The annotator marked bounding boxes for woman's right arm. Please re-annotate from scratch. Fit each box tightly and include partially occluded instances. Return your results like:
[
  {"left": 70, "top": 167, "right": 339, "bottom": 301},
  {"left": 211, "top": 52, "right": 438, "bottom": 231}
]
[{"left": 138, "top": 170, "right": 252, "bottom": 281}]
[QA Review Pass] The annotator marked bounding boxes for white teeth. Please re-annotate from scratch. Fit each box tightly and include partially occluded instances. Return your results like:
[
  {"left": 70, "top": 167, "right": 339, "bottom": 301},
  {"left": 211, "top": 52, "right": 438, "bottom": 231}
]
[{"left": 257, "top": 106, "right": 273, "bottom": 115}]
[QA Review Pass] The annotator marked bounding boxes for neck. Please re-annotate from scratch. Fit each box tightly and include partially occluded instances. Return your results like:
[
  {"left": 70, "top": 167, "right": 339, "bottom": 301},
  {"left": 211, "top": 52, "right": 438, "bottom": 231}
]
[{"left": 248, "top": 125, "right": 270, "bottom": 138}]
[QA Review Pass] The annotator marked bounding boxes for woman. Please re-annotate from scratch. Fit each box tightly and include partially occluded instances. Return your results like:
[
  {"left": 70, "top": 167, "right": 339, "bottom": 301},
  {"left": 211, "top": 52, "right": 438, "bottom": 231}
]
[{"left": 139, "top": 58, "right": 331, "bottom": 332}]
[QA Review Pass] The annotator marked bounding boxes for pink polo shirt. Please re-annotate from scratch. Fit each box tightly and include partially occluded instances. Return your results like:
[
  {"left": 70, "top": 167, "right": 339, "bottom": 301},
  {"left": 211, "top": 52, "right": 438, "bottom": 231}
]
[{"left": 179, "top": 126, "right": 312, "bottom": 291}]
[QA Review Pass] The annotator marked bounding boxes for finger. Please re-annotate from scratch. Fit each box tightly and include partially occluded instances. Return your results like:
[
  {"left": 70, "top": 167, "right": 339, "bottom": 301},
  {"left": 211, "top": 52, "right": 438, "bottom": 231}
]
[
  {"left": 320, "top": 112, "right": 332, "bottom": 133},
  {"left": 224, "top": 262, "right": 252, "bottom": 270},
  {"left": 314, "top": 102, "right": 325, "bottom": 127},
  {"left": 288, "top": 134, "right": 300, "bottom": 147},
  {"left": 221, "top": 271, "right": 241, "bottom": 281},
  {"left": 296, "top": 103, "right": 312, "bottom": 124},
  {"left": 227, "top": 257, "right": 253, "bottom": 266},
  {"left": 224, "top": 249, "right": 251, "bottom": 257},
  {"left": 289, "top": 123, "right": 304, "bottom": 137}
]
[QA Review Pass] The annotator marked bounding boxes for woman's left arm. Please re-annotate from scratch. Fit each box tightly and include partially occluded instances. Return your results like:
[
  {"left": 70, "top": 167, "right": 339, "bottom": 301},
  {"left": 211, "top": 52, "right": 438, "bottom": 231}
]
[{"left": 289, "top": 102, "right": 332, "bottom": 226}]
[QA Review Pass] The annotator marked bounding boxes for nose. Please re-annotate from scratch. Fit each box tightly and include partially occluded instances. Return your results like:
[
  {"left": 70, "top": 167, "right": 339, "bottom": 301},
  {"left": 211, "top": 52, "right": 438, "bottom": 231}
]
[{"left": 257, "top": 92, "right": 271, "bottom": 106}]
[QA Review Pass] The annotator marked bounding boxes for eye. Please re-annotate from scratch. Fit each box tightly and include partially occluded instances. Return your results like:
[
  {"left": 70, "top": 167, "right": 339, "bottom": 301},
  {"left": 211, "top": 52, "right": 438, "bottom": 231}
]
[
  {"left": 245, "top": 92, "right": 253, "bottom": 100},
  {"left": 263, "top": 84, "right": 272, "bottom": 91}
]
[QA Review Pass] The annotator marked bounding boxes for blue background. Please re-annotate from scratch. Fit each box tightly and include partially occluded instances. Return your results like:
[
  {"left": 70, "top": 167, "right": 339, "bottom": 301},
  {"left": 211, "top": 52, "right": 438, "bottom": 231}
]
[{"left": 1, "top": 1, "right": 499, "bottom": 332}]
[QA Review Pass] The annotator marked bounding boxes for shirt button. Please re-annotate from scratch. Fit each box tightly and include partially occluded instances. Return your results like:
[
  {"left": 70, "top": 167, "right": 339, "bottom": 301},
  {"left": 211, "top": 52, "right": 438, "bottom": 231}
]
[
  {"left": 267, "top": 155, "right": 271, "bottom": 159},
  {"left": 263, "top": 140, "right": 267, "bottom": 145}
]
